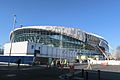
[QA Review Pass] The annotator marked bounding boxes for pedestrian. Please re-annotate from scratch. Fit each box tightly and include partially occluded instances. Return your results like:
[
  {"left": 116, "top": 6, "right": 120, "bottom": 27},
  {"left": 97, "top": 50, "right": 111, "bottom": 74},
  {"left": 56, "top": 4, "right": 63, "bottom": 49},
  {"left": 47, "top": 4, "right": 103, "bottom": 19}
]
[
  {"left": 32, "top": 57, "right": 36, "bottom": 66},
  {"left": 17, "top": 58, "right": 21, "bottom": 68},
  {"left": 57, "top": 60, "right": 61, "bottom": 67},
  {"left": 51, "top": 61, "right": 54, "bottom": 66},
  {"left": 64, "top": 59, "right": 67, "bottom": 67},
  {"left": 87, "top": 59, "right": 92, "bottom": 70}
]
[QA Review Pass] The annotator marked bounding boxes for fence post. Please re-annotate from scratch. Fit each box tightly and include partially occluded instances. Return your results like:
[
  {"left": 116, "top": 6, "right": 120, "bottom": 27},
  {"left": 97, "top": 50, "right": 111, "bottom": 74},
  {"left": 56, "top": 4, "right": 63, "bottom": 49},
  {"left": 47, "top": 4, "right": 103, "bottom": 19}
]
[
  {"left": 85, "top": 71, "right": 88, "bottom": 80},
  {"left": 81, "top": 69, "right": 84, "bottom": 77},
  {"left": 98, "top": 70, "right": 100, "bottom": 80}
]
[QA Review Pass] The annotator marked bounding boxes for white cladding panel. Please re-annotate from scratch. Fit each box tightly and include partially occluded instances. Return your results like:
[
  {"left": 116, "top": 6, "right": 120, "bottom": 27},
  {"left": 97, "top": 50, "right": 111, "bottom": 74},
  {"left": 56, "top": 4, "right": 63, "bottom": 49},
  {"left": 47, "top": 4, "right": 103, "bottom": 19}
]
[
  {"left": 27, "top": 42, "right": 35, "bottom": 54},
  {"left": 52, "top": 48, "right": 57, "bottom": 57},
  {"left": 4, "top": 41, "right": 28, "bottom": 56},
  {"left": 57, "top": 48, "right": 61, "bottom": 58},
  {"left": 47, "top": 46, "right": 52, "bottom": 57},
  {"left": 41, "top": 45, "right": 47, "bottom": 56},
  {"left": 4, "top": 41, "right": 77, "bottom": 62}
]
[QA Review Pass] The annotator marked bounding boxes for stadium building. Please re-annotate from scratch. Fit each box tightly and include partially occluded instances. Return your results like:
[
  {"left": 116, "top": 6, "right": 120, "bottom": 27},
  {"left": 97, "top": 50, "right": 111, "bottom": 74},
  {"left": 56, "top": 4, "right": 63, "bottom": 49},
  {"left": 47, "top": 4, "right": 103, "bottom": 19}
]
[{"left": 3, "top": 26, "right": 109, "bottom": 64}]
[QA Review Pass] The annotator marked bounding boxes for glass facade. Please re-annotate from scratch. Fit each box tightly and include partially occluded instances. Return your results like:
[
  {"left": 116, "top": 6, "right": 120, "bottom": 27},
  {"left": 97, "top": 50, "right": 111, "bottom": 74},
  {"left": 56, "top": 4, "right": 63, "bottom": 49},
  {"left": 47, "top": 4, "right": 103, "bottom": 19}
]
[
  {"left": 11, "top": 29, "right": 85, "bottom": 50},
  {"left": 10, "top": 26, "right": 109, "bottom": 54}
]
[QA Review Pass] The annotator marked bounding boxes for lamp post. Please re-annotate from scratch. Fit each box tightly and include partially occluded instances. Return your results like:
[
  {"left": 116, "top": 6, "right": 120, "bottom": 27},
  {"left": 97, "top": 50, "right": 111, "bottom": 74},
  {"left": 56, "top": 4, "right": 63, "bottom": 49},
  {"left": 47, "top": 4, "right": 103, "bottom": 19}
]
[
  {"left": 60, "top": 27, "right": 63, "bottom": 63},
  {"left": 33, "top": 34, "right": 38, "bottom": 63},
  {"left": 8, "top": 15, "right": 16, "bottom": 67}
]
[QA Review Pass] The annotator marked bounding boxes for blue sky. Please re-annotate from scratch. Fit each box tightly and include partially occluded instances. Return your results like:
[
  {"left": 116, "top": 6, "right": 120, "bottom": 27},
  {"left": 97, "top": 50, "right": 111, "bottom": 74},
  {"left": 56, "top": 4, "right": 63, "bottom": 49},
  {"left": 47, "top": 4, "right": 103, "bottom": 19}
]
[{"left": 0, "top": 0, "right": 120, "bottom": 50}]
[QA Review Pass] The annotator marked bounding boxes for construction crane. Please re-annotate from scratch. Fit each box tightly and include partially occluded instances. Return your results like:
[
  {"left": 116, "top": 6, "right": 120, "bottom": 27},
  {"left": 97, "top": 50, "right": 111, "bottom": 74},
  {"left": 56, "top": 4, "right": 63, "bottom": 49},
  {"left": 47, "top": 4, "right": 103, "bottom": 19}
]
[
  {"left": 85, "top": 42, "right": 110, "bottom": 60},
  {"left": 96, "top": 45, "right": 109, "bottom": 60}
]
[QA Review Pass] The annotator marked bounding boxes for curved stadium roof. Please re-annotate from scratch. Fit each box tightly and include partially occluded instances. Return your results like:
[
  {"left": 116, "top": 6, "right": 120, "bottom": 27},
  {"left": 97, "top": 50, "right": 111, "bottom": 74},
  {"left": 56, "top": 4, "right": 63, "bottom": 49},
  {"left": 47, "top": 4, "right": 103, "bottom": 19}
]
[{"left": 10, "top": 26, "right": 105, "bottom": 42}]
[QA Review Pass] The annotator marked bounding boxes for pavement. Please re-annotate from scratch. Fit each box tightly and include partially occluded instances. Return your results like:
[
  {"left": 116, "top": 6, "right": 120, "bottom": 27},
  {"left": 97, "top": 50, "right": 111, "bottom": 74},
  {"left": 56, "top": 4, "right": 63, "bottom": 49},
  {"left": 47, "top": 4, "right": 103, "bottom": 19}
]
[
  {"left": 0, "top": 63, "right": 120, "bottom": 80},
  {"left": 75, "top": 64, "right": 120, "bottom": 72},
  {"left": 70, "top": 64, "right": 120, "bottom": 80}
]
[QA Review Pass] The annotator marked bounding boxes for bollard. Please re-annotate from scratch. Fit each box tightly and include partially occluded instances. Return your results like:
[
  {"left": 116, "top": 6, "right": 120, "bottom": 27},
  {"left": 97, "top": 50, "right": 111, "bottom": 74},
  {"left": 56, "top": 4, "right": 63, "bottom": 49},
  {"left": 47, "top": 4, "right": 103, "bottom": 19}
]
[
  {"left": 81, "top": 69, "right": 84, "bottom": 77},
  {"left": 85, "top": 71, "right": 88, "bottom": 80},
  {"left": 98, "top": 70, "right": 100, "bottom": 80}
]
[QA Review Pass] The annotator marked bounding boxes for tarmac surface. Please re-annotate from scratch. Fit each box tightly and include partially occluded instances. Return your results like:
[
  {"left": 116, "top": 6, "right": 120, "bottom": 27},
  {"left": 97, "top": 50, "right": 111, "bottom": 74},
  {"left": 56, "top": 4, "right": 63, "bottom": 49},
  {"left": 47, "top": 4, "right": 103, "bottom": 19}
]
[
  {"left": 73, "top": 64, "right": 120, "bottom": 80},
  {"left": 0, "top": 64, "right": 70, "bottom": 80},
  {"left": 75, "top": 64, "right": 120, "bottom": 72},
  {"left": 0, "top": 63, "right": 120, "bottom": 80}
]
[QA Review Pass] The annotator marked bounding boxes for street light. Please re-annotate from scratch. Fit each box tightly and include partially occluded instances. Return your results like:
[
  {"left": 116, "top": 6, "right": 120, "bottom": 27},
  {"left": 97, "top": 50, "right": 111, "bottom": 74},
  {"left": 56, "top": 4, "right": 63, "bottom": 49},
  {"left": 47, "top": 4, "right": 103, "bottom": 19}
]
[
  {"left": 60, "top": 27, "right": 63, "bottom": 63},
  {"left": 8, "top": 15, "right": 16, "bottom": 67},
  {"left": 33, "top": 34, "right": 38, "bottom": 63}
]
